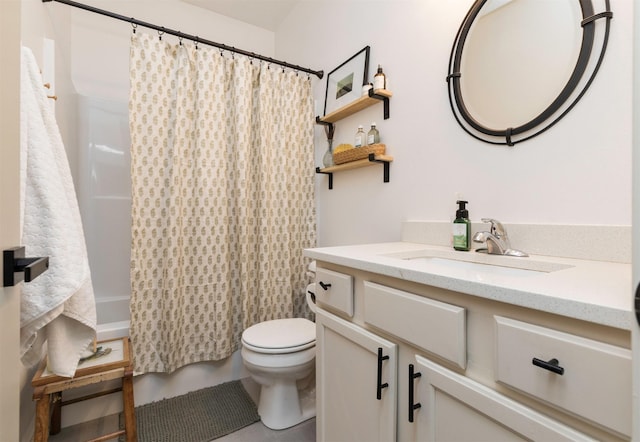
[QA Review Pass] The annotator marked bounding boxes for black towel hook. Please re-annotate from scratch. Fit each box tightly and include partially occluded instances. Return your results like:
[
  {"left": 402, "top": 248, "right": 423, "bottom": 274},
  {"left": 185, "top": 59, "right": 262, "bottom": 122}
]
[{"left": 3, "top": 247, "right": 49, "bottom": 287}]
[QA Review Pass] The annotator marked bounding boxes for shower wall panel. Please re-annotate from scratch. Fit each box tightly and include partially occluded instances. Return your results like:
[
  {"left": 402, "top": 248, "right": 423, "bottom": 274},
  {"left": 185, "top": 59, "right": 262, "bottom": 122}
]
[{"left": 77, "top": 96, "right": 131, "bottom": 325}]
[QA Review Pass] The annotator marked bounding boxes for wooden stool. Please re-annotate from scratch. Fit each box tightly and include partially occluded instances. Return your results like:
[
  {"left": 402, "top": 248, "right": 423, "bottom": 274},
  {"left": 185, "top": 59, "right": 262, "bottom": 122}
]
[{"left": 31, "top": 337, "right": 137, "bottom": 442}]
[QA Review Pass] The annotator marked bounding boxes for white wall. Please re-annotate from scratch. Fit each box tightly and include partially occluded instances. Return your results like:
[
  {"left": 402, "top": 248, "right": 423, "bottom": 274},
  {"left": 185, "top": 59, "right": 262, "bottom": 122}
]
[
  {"left": 632, "top": 0, "right": 640, "bottom": 436},
  {"left": 275, "top": 0, "right": 633, "bottom": 247}
]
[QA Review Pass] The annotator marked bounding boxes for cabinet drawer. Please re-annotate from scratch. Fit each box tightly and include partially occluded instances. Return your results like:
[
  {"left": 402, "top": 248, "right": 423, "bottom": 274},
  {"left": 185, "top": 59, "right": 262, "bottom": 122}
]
[
  {"left": 363, "top": 281, "right": 466, "bottom": 369},
  {"left": 414, "top": 355, "right": 596, "bottom": 441},
  {"left": 494, "top": 316, "right": 631, "bottom": 437},
  {"left": 315, "top": 268, "right": 353, "bottom": 317}
]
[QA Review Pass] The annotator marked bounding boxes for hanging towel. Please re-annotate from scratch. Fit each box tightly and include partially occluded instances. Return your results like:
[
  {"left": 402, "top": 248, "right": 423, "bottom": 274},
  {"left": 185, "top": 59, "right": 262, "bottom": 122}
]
[{"left": 19, "top": 46, "right": 97, "bottom": 377}]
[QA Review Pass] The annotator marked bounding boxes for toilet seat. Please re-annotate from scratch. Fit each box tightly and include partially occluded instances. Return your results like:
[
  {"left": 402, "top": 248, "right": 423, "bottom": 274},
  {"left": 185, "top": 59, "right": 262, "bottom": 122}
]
[{"left": 242, "top": 318, "right": 315, "bottom": 354}]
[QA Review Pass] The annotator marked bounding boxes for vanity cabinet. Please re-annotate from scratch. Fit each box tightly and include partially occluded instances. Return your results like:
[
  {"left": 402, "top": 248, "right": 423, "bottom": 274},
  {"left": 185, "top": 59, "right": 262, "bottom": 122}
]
[{"left": 313, "top": 263, "right": 631, "bottom": 442}]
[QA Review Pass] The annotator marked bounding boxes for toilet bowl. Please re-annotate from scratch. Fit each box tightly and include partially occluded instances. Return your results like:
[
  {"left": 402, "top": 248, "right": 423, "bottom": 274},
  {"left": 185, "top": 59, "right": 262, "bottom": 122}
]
[{"left": 240, "top": 282, "right": 317, "bottom": 430}]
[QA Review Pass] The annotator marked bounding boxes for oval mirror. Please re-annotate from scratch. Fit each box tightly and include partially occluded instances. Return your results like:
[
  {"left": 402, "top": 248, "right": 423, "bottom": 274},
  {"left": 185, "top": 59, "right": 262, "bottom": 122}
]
[{"left": 447, "top": 0, "right": 612, "bottom": 146}]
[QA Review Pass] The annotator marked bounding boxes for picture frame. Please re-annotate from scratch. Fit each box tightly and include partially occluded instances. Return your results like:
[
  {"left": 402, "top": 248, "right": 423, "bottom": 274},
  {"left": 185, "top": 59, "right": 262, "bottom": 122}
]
[{"left": 323, "top": 46, "right": 370, "bottom": 116}]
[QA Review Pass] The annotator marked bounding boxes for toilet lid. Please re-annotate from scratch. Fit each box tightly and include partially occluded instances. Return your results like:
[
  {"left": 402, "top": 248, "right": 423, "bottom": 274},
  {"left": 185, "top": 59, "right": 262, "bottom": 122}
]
[{"left": 242, "top": 318, "right": 315, "bottom": 353}]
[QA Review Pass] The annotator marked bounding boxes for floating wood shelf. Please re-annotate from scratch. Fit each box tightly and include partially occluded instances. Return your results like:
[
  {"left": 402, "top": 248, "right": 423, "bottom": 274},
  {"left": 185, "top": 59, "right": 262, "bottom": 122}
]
[
  {"left": 317, "top": 89, "right": 392, "bottom": 124},
  {"left": 316, "top": 154, "right": 394, "bottom": 189}
]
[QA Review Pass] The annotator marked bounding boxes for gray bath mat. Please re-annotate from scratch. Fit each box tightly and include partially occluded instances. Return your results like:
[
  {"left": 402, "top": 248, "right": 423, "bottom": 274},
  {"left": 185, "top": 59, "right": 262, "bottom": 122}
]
[{"left": 121, "top": 380, "right": 260, "bottom": 441}]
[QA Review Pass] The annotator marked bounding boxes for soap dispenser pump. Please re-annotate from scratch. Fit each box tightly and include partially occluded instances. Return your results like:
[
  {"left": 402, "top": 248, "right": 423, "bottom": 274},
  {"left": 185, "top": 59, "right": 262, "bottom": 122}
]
[{"left": 453, "top": 200, "right": 471, "bottom": 251}]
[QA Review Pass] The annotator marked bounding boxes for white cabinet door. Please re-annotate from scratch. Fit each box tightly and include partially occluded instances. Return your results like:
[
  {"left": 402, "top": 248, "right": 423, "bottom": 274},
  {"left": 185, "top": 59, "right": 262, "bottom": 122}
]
[
  {"left": 410, "top": 355, "right": 596, "bottom": 442},
  {"left": 0, "top": 2, "right": 23, "bottom": 440},
  {"left": 316, "top": 308, "right": 397, "bottom": 442}
]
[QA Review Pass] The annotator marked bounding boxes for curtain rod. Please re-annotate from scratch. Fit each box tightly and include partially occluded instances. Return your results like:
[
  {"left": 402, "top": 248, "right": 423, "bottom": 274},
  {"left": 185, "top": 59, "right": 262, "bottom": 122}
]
[{"left": 42, "top": 0, "right": 324, "bottom": 79}]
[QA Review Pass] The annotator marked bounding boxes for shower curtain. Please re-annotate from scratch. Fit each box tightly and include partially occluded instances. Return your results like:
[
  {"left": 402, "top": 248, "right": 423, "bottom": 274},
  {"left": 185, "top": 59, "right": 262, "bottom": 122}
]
[{"left": 129, "top": 33, "right": 316, "bottom": 374}]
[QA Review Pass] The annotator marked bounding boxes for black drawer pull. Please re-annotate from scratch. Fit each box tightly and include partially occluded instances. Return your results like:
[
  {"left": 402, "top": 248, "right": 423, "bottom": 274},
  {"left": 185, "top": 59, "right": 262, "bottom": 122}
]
[
  {"left": 532, "top": 357, "right": 565, "bottom": 375},
  {"left": 318, "top": 281, "right": 332, "bottom": 290},
  {"left": 408, "top": 364, "right": 422, "bottom": 422},
  {"left": 376, "top": 347, "right": 389, "bottom": 400}
]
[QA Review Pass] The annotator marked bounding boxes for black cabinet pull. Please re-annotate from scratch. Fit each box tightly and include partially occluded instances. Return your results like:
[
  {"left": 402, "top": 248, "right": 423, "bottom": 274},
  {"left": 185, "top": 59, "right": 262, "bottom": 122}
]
[
  {"left": 635, "top": 282, "right": 640, "bottom": 327},
  {"left": 318, "top": 281, "right": 331, "bottom": 290},
  {"left": 376, "top": 347, "right": 389, "bottom": 400},
  {"left": 532, "top": 357, "right": 565, "bottom": 375},
  {"left": 408, "top": 364, "right": 422, "bottom": 422}
]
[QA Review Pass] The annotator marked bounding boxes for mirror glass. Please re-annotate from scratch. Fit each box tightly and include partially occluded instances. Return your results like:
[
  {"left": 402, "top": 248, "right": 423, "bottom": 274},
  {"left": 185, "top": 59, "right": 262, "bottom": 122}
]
[{"left": 461, "top": 0, "right": 581, "bottom": 129}]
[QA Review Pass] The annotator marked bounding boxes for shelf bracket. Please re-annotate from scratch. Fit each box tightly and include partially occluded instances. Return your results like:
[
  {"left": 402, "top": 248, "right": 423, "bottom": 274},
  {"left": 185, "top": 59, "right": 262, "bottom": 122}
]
[
  {"left": 315, "top": 167, "right": 333, "bottom": 190},
  {"left": 369, "top": 89, "right": 390, "bottom": 120},
  {"left": 368, "top": 153, "right": 390, "bottom": 182},
  {"left": 3, "top": 246, "right": 49, "bottom": 287},
  {"left": 315, "top": 116, "right": 335, "bottom": 141}
]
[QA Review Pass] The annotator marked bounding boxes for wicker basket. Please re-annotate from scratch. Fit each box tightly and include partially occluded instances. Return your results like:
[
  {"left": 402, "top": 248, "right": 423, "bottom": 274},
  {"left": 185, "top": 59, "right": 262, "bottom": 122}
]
[{"left": 333, "top": 143, "right": 386, "bottom": 165}]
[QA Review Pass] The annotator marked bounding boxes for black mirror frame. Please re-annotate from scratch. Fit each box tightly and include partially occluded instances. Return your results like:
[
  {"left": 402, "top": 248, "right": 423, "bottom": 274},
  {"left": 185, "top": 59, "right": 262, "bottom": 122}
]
[{"left": 446, "top": 0, "right": 613, "bottom": 146}]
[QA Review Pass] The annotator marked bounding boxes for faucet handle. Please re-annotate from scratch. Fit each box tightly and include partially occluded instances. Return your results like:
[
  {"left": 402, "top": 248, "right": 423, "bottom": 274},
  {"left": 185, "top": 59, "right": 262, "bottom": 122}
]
[
  {"left": 480, "top": 218, "right": 503, "bottom": 235},
  {"left": 480, "top": 218, "right": 511, "bottom": 248}
]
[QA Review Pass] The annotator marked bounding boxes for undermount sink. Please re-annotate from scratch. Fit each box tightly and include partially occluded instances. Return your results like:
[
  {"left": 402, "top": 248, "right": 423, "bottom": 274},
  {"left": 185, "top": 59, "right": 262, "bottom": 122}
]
[{"left": 383, "top": 249, "right": 574, "bottom": 276}]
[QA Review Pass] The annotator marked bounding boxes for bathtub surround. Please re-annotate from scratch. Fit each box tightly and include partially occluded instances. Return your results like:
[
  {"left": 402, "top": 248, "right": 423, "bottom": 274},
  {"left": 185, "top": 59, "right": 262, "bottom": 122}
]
[
  {"left": 19, "top": 46, "right": 96, "bottom": 377},
  {"left": 129, "top": 33, "right": 316, "bottom": 374}
]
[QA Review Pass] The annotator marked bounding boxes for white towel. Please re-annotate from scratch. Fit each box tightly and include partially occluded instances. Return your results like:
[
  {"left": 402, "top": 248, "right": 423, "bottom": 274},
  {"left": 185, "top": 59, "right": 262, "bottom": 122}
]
[{"left": 19, "top": 46, "right": 97, "bottom": 377}]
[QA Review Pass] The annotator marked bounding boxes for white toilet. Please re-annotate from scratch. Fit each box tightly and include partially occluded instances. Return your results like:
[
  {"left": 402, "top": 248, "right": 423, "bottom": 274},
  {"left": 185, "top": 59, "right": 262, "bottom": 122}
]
[{"left": 241, "top": 281, "right": 317, "bottom": 430}]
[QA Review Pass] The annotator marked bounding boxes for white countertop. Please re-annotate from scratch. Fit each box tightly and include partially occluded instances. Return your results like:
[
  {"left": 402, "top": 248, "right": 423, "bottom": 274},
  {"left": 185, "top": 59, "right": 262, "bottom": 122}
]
[{"left": 304, "top": 242, "right": 633, "bottom": 331}]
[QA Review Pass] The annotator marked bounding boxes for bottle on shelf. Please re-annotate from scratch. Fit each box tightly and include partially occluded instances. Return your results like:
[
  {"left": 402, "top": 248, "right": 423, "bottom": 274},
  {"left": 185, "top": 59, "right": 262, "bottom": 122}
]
[
  {"left": 354, "top": 125, "right": 365, "bottom": 148},
  {"left": 367, "top": 122, "right": 380, "bottom": 145},
  {"left": 373, "top": 65, "right": 387, "bottom": 92}
]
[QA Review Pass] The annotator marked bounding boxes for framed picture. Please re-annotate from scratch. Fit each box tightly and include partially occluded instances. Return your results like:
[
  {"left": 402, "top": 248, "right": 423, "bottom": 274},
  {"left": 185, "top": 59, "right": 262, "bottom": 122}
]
[{"left": 323, "top": 46, "right": 370, "bottom": 116}]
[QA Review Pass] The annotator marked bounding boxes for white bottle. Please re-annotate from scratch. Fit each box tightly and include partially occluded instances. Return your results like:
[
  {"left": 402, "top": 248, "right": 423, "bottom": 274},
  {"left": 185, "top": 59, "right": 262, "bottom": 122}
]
[
  {"left": 367, "top": 123, "right": 380, "bottom": 145},
  {"left": 354, "top": 125, "right": 365, "bottom": 148}
]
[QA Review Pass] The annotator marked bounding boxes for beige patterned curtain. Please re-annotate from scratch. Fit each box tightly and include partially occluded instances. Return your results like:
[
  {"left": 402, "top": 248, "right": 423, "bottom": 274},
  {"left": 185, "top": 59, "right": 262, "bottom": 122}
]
[{"left": 128, "top": 33, "right": 316, "bottom": 374}]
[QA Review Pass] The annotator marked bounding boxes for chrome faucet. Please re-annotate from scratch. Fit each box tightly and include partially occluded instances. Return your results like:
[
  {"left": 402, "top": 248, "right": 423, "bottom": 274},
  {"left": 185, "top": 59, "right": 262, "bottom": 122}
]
[{"left": 472, "top": 218, "right": 528, "bottom": 257}]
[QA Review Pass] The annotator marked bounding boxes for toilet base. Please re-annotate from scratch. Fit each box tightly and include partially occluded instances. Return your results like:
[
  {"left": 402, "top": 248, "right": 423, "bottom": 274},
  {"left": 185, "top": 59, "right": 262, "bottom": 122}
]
[{"left": 258, "top": 376, "right": 316, "bottom": 430}]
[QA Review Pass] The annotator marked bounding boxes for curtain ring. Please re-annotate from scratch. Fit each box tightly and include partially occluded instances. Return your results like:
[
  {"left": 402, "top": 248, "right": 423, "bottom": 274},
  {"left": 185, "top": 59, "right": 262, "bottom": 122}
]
[
  {"left": 178, "top": 35, "right": 183, "bottom": 46},
  {"left": 158, "top": 27, "right": 165, "bottom": 41},
  {"left": 219, "top": 48, "right": 224, "bottom": 57},
  {"left": 194, "top": 36, "right": 199, "bottom": 50},
  {"left": 131, "top": 21, "right": 137, "bottom": 34}
]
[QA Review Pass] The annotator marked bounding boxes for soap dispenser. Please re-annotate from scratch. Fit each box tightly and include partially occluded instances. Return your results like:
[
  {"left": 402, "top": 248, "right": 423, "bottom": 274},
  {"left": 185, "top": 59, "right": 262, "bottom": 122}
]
[{"left": 453, "top": 200, "right": 471, "bottom": 251}]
